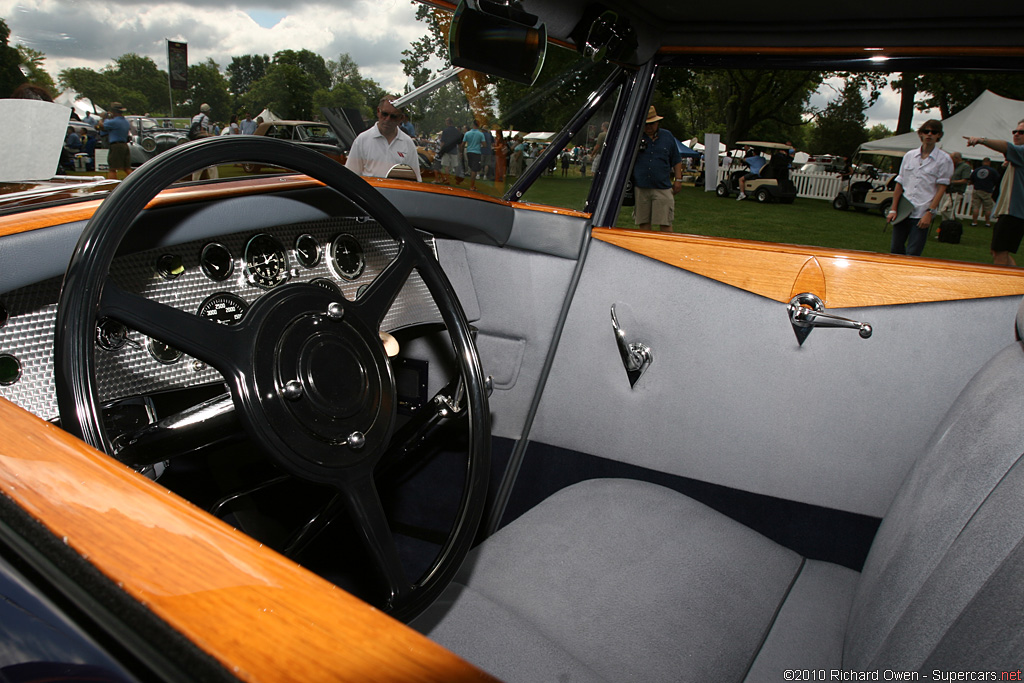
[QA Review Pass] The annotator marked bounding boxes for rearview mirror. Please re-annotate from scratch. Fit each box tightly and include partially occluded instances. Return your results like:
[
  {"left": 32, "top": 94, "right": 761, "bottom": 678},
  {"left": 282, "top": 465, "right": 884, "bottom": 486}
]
[{"left": 448, "top": 0, "right": 547, "bottom": 85}]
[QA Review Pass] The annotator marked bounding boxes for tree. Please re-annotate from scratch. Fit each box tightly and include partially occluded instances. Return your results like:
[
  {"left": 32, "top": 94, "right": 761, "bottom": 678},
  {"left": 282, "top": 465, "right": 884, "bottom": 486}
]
[
  {"left": 325, "top": 53, "right": 386, "bottom": 120},
  {"left": 867, "top": 123, "right": 892, "bottom": 141},
  {"left": 273, "top": 49, "right": 330, "bottom": 90},
  {"left": 108, "top": 54, "right": 167, "bottom": 113},
  {"left": 809, "top": 79, "right": 868, "bottom": 158},
  {"left": 244, "top": 63, "right": 317, "bottom": 120},
  {"left": 665, "top": 69, "right": 818, "bottom": 148},
  {"left": 0, "top": 18, "right": 26, "bottom": 97},
  {"left": 59, "top": 66, "right": 119, "bottom": 111},
  {"left": 16, "top": 44, "right": 55, "bottom": 94},
  {"left": 179, "top": 58, "right": 230, "bottom": 119},
  {"left": 227, "top": 54, "right": 270, "bottom": 97},
  {"left": 892, "top": 73, "right": 919, "bottom": 134}
]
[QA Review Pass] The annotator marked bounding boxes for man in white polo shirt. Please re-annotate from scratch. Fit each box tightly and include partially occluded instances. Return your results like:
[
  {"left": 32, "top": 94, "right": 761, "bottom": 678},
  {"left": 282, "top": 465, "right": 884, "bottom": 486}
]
[{"left": 345, "top": 96, "right": 421, "bottom": 181}]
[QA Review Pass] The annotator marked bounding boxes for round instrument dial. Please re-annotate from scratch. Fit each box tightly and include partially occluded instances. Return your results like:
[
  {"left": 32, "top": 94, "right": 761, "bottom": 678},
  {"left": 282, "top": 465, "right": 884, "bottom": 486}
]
[
  {"left": 329, "top": 234, "right": 365, "bottom": 280},
  {"left": 294, "top": 234, "right": 321, "bottom": 268},
  {"left": 244, "top": 233, "right": 288, "bottom": 289},
  {"left": 197, "top": 293, "right": 249, "bottom": 326},
  {"left": 147, "top": 338, "right": 182, "bottom": 364},
  {"left": 200, "top": 242, "right": 234, "bottom": 281}
]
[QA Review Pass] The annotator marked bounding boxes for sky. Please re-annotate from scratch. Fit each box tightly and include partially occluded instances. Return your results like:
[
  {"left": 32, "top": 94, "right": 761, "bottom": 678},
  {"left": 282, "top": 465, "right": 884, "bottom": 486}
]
[
  {"left": 1, "top": 0, "right": 426, "bottom": 95},
  {"left": 1, "top": 0, "right": 934, "bottom": 134}
]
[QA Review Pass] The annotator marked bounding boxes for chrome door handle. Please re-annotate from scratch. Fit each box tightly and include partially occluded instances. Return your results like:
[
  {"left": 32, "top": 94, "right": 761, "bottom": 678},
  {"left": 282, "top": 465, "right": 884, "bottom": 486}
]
[
  {"left": 611, "top": 304, "right": 652, "bottom": 387},
  {"left": 788, "top": 293, "right": 872, "bottom": 346}
]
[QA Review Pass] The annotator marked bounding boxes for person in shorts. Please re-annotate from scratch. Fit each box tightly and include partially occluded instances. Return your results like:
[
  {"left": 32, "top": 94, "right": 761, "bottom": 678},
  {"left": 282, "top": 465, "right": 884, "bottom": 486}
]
[
  {"left": 98, "top": 102, "right": 132, "bottom": 180},
  {"left": 632, "top": 105, "right": 683, "bottom": 232},
  {"left": 969, "top": 157, "right": 1000, "bottom": 226},
  {"left": 965, "top": 122, "right": 1024, "bottom": 265}
]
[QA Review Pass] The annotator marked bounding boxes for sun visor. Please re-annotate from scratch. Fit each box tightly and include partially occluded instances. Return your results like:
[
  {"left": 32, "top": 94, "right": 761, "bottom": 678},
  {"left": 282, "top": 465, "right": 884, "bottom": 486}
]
[
  {"left": 449, "top": 0, "right": 547, "bottom": 85},
  {"left": 0, "top": 100, "right": 71, "bottom": 182}
]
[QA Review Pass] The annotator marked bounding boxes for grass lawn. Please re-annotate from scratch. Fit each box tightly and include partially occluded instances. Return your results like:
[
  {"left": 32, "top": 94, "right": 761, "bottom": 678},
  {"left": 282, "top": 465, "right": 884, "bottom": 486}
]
[{"left": 520, "top": 174, "right": 996, "bottom": 265}]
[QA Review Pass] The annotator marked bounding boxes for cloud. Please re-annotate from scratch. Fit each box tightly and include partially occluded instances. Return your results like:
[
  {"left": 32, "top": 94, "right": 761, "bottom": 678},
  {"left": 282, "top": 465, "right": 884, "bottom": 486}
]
[{"left": 1, "top": 0, "right": 425, "bottom": 92}]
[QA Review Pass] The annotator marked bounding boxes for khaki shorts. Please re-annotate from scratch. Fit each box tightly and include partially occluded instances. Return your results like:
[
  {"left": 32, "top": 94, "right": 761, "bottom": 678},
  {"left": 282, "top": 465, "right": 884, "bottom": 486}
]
[
  {"left": 634, "top": 186, "right": 675, "bottom": 226},
  {"left": 972, "top": 189, "right": 995, "bottom": 213}
]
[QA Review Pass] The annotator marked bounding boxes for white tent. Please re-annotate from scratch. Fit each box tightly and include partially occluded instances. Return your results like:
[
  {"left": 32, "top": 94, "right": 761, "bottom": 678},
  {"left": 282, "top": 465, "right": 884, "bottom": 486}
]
[
  {"left": 523, "top": 131, "right": 556, "bottom": 142},
  {"left": 256, "top": 108, "right": 282, "bottom": 123},
  {"left": 54, "top": 90, "right": 105, "bottom": 120},
  {"left": 686, "top": 137, "right": 727, "bottom": 155},
  {"left": 860, "top": 90, "right": 1024, "bottom": 162}
]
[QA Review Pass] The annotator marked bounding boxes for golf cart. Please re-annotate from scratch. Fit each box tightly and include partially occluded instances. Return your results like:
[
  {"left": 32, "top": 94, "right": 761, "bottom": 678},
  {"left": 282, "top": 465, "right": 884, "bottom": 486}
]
[
  {"left": 831, "top": 149, "right": 902, "bottom": 214},
  {"left": 716, "top": 141, "right": 797, "bottom": 203}
]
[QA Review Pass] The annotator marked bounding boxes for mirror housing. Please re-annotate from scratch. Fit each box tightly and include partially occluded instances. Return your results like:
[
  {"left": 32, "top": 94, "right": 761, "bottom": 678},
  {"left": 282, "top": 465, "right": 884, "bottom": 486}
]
[{"left": 448, "top": 0, "right": 547, "bottom": 85}]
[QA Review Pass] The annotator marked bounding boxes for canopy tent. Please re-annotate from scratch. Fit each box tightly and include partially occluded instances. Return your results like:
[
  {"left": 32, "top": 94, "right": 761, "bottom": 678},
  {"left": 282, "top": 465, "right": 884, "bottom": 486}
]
[
  {"left": 677, "top": 139, "right": 700, "bottom": 158},
  {"left": 686, "top": 137, "right": 727, "bottom": 155},
  {"left": 859, "top": 90, "right": 1024, "bottom": 162},
  {"left": 523, "top": 131, "right": 557, "bottom": 142},
  {"left": 54, "top": 90, "right": 104, "bottom": 120},
  {"left": 256, "top": 108, "right": 282, "bottom": 123}
]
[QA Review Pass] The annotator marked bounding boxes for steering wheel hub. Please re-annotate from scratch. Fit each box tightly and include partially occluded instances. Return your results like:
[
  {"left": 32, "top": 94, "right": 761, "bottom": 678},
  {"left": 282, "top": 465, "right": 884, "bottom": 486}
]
[{"left": 238, "top": 284, "right": 396, "bottom": 476}]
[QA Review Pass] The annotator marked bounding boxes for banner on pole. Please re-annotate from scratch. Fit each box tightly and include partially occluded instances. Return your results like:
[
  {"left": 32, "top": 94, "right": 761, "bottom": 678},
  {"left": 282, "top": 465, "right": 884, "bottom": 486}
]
[{"left": 167, "top": 41, "right": 188, "bottom": 90}]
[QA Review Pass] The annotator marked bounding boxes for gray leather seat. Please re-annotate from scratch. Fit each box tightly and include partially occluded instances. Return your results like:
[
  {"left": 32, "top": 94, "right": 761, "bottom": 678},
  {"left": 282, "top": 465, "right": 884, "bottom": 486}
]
[{"left": 413, "top": 302, "right": 1024, "bottom": 681}]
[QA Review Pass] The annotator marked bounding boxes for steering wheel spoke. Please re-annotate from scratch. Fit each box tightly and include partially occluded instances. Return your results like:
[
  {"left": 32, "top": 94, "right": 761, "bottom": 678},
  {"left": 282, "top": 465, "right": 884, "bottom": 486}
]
[
  {"left": 100, "top": 278, "right": 247, "bottom": 372},
  {"left": 339, "top": 472, "right": 413, "bottom": 608},
  {"left": 354, "top": 246, "right": 416, "bottom": 328}
]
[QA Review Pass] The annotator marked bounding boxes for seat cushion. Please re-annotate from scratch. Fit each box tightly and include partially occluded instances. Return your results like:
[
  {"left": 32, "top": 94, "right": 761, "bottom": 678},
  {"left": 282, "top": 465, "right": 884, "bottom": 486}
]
[{"left": 415, "top": 478, "right": 851, "bottom": 682}]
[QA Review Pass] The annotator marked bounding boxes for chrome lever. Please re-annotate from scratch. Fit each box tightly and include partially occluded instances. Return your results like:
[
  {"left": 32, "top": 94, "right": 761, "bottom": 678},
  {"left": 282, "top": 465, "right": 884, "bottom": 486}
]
[
  {"left": 611, "top": 304, "right": 653, "bottom": 388},
  {"left": 788, "top": 293, "right": 872, "bottom": 346}
]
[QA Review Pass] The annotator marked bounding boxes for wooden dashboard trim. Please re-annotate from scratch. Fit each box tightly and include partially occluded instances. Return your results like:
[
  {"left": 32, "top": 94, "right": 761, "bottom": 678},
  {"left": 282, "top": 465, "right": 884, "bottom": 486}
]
[
  {"left": 0, "top": 398, "right": 495, "bottom": 682},
  {"left": 0, "top": 175, "right": 590, "bottom": 237},
  {"left": 593, "top": 226, "right": 1024, "bottom": 308}
]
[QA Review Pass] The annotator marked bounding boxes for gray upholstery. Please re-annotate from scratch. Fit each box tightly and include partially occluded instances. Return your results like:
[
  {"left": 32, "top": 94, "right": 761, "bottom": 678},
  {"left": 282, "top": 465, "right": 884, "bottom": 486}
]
[{"left": 416, "top": 303, "right": 1024, "bottom": 680}]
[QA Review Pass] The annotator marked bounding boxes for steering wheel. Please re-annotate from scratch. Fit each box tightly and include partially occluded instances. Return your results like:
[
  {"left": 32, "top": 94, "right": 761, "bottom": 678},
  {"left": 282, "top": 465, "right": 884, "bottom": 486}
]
[{"left": 54, "top": 136, "right": 491, "bottom": 621}]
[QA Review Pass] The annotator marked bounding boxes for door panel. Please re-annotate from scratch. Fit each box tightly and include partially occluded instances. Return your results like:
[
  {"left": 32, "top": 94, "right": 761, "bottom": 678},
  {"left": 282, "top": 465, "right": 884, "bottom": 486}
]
[{"left": 532, "top": 236, "right": 1023, "bottom": 517}]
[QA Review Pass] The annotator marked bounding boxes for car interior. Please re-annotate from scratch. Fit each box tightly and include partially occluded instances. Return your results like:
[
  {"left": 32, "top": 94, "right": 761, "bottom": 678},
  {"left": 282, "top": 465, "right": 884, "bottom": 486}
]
[{"left": 2, "top": 0, "right": 1024, "bottom": 680}]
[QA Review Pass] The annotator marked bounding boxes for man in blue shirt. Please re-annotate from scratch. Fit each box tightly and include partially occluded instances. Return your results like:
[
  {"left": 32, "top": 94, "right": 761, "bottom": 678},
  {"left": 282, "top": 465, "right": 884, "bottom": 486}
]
[
  {"left": 462, "top": 120, "right": 487, "bottom": 191},
  {"left": 633, "top": 105, "right": 683, "bottom": 232},
  {"left": 97, "top": 102, "right": 132, "bottom": 180},
  {"left": 736, "top": 148, "right": 767, "bottom": 200},
  {"left": 968, "top": 157, "right": 1000, "bottom": 226}
]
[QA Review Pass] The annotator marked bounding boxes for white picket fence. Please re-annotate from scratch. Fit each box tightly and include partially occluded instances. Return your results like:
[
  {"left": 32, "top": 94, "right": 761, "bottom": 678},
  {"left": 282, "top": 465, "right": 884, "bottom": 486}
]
[{"left": 714, "top": 168, "right": 975, "bottom": 220}]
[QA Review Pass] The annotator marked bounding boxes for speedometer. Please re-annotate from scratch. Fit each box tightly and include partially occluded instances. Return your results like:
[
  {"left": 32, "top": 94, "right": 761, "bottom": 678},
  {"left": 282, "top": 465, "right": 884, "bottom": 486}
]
[
  {"left": 197, "top": 293, "right": 249, "bottom": 326},
  {"left": 244, "top": 233, "right": 288, "bottom": 289}
]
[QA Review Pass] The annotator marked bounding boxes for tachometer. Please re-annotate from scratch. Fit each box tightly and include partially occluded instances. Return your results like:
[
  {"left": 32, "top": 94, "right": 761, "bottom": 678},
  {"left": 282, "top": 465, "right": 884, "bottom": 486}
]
[
  {"left": 197, "top": 293, "right": 249, "bottom": 326},
  {"left": 244, "top": 233, "right": 288, "bottom": 289}
]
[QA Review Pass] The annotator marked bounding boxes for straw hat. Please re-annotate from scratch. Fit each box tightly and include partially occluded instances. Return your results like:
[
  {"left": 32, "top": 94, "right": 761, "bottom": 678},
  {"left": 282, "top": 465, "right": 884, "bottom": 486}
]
[{"left": 645, "top": 105, "right": 663, "bottom": 123}]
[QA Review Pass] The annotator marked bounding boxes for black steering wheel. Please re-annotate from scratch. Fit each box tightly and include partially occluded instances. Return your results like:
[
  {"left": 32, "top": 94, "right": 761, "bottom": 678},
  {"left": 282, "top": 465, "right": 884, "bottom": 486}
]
[{"left": 55, "top": 136, "right": 491, "bottom": 621}]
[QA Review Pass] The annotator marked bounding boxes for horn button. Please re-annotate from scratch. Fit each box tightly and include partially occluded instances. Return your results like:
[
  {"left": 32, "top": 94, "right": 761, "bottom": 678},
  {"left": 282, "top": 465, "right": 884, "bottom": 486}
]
[{"left": 244, "top": 285, "right": 395, "bottom": 479}]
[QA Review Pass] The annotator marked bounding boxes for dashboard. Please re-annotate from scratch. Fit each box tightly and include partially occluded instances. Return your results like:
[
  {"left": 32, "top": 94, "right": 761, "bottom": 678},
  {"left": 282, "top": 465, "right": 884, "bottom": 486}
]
[{"left": 0, "top": 216, "right": 441, "bottom": 422}]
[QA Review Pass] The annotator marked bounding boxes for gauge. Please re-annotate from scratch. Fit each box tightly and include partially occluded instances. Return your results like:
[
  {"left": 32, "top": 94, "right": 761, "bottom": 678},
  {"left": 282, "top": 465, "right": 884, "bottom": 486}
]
[
  {"left": 200, "top": 242, "right": 234, "bottom": 281},
  {"left": 197, "top": 293, "right": 248, "bottom": 326},
  {"left": 96, "top": 317, "right": 129, "bottom": 351},
  {"left": 244, "top": 233, "right": 288, "bottom": 289},
  {"left": 310, "top": 277, "right": 343, "bottom": 296},
  {"left": 294, "top": 234, "right": 321, "bottom": 268},
  {"left": 147, "top": 338, "right": 182, "bottom": 364},
  {"left": 329, "top": 233, "right": 365, "bottom": 280},
  {"left": 156, "top": 253, "right": 185, "bottom": 280}
]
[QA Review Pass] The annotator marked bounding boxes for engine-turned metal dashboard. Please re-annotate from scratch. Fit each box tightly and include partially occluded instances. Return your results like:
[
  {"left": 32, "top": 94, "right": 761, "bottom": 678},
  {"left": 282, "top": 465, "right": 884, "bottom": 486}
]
[{"left": 0, "top": 216, "right": 440, "bottom": 421}]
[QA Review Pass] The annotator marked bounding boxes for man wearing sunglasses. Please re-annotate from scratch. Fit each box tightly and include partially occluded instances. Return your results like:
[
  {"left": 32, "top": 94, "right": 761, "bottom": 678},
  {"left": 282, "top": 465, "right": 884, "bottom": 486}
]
[
  {"left": 966, "top": 122, "right": 1024, "bottom": 266},
  {"left": 887, "top": 119, "right": 954, "bottom": 256},
  {"left": 345, "top": 95, "right": 422, "bottom": 181}
]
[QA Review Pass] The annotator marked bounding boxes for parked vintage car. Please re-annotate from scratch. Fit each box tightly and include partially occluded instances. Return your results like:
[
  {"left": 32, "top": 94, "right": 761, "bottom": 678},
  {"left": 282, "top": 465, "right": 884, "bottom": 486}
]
[
  {"left": 241, "top": 119, "right": 347, "bottom": 172},
  {"left": 125, "top": 115, "right": 189, "bottom": 166},
  {"left": 2, "top": 1, "right": 1024, "bottom": 681}
]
